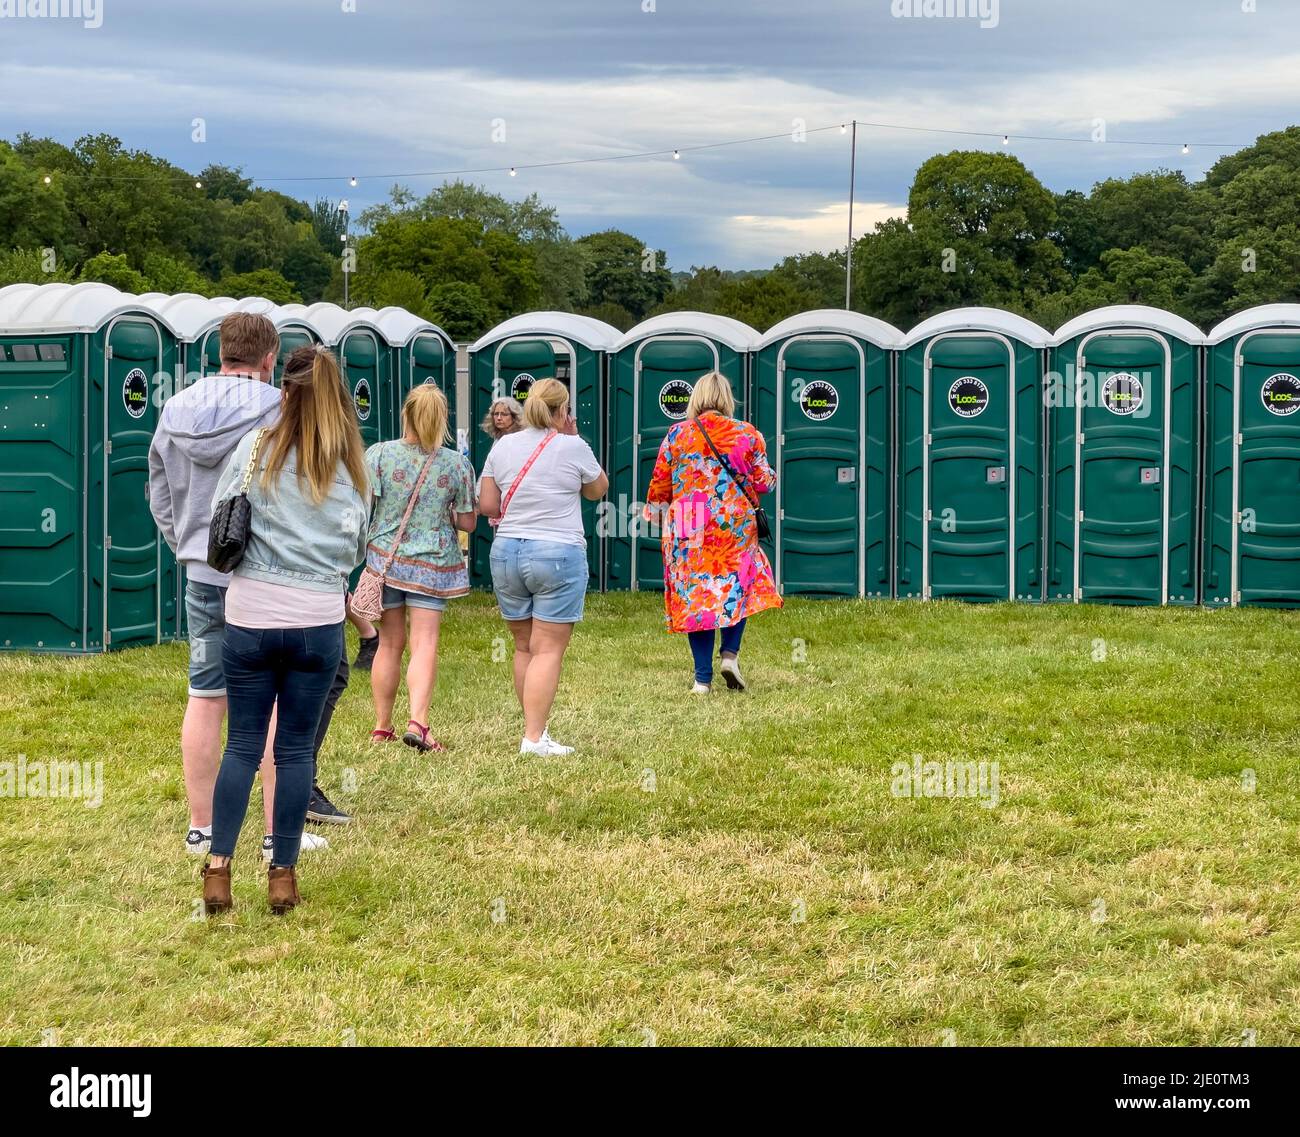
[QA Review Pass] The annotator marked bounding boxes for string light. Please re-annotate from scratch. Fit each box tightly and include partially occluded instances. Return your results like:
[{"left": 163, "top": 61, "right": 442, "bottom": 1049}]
[
  {"left": 16, "top": 119, "right": 1248, "bottom": 189},
  {"left": 194, "top": 180, "right": 203, "bottom": 189},
  {"left": 43, "top": 175, "right": 51, "bottom": 184}
]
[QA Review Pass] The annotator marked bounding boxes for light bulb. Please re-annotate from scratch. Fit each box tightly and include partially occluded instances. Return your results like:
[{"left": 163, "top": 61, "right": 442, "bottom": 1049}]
[
  {"left": 1182, "top": 143, "right": 1189, "bottom": 155},
  {"left": 509, "top": 167, "right": 517, "bottom": 176},
  {"left": 43, "top": 175, "right": 51, "bottom": 185},
  {"left": 349, "top": 176, "right": 357, "bottom": 187},
  {"left": 195, "top": 180, "right": 203, "bottom": 189},
  {"left": 1002, "top": 135, "right": 1009, "bottom": 146},
  {"left": 840, "top": 124, "right": 847, "bottom": 134},
  {"left": 673, "top": 149, "right": 680, "bottom": 160}
]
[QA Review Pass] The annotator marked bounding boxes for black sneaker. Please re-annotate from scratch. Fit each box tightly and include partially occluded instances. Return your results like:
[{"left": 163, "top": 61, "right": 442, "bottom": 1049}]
[
  {"left": 353, "top": 634, "right": 379, "bottom": 671},
  {"left": 306, "top": 784, "right": 353, "bottom": 825}
]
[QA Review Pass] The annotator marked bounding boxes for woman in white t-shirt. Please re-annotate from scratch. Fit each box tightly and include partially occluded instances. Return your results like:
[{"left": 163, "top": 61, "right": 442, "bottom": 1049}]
[{"left": 478, "top": 378, "right": 608, "bottom": 756}]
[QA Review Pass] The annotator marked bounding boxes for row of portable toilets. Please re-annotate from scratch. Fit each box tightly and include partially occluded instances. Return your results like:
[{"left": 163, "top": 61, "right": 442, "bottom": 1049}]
[{"left": 1, "top": 282, "right": 1298, "bottom": 654}]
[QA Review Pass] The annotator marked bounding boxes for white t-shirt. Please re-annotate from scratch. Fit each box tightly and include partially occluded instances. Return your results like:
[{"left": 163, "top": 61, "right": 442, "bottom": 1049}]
[{"left": 479, "top": 428, "right": 602, "bottom": 547}]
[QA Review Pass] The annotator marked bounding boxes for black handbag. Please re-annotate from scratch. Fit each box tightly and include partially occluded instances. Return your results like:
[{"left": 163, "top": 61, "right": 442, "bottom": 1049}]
[
  {"left": 696, "top": 418, "right": 772, "bottom": 542},
  {"left": 207, "top": 428, "right": 268, "bottom": 573}
]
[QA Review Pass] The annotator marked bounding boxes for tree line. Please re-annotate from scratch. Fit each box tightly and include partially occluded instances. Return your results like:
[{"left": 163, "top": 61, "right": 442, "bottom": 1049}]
[{"left": 2, "top": 127, "right": 1298, "bottom": 338}]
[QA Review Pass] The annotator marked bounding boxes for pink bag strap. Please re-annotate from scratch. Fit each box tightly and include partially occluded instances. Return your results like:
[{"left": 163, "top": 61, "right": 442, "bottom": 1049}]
[
  {"left": 497, "top": 430, "right": 557, "bottom": 524},
  {"left": 379, "top": 447, "right": 438, "bottom": 573}
]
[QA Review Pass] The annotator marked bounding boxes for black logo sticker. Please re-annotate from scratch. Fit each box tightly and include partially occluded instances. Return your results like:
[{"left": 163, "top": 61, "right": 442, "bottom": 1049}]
[
  {"left": 353, "top": 377, "right": 372, "bottom": 422},
  {"left": 511, "top": 372, "right": 535, "bottom": 401},
  {"left": 798, "top": 379, "right": 839, "bottom": 422},
  {"left": 122, "top": 368, "right": 149, "bottom": 420},
  {"left": 1262, "top": 372, "right": 1300, "bottom": 417},
  {"left": 659, "top": 379, "right": 693, "bottom": 421},
  {"left": 1102, "top": 372, "right": 1144, "bottom": 416},
  {"left": 948, "top": 376, "right": 988, "bottom": 418}
]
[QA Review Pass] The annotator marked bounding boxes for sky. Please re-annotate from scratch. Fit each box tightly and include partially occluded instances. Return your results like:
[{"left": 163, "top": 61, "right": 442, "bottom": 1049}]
[{"left": 0, "top": 0, "right": 1298, "bottom": 271}]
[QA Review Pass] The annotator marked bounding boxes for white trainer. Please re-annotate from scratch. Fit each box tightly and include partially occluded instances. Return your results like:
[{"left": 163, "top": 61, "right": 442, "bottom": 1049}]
[
  {"left": 520, "top": 731, "right": 575, "bottom": 757},
  {"left": 718, "top": 656, "right": 747, "bottom": 691},
  {"left": 262, "top": 831, "right": 330, "bottom": 863},
  {"left": 185, "top": 828, "right": 211, "bottom": 856},
  {"left": 692, "top": 681, "right": 711, "bottom": 694}
]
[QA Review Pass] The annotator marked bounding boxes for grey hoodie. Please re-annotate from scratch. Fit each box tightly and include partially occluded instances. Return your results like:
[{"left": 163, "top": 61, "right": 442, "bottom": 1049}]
[{"left": 148, "top": 373, "right": 282, "bottom": 586}]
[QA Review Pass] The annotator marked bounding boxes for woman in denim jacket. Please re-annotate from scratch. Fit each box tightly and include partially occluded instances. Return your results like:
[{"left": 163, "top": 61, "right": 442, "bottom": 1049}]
[{"left": 201, "top": 346, "right": 369, "bottom": 916}]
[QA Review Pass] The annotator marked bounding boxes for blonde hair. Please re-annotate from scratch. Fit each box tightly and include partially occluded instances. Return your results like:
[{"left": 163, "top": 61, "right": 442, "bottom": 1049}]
[
  {"left": 259, "top": 345, "right": 367, "bottom": 503},
  {"left": 686, "top": 371, "right": 735, "bottom": 420},
  {"left": 403, "top": 383, "right": 450, "bottom": 451},
  {"left": 522, "top": 377, "right": 569, "bottom": 430}
]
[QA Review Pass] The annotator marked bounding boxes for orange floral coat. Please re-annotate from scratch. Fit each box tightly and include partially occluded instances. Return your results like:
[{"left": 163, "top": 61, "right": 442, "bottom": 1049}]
[{"left": 646, "top": 411, "right": 782, "bottom": 634}]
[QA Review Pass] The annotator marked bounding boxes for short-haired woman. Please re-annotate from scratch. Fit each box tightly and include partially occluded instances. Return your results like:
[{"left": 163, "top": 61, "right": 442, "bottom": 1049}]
[
  {"left": 364, "top": 383, "right": 477, "bottom": 752},
  {"left": 478, "top": 378, "right": 607, "bottom": 756},
  {"left": 202, "top": 346, "right": 370, "bottom": 915},
  {"left": 481, "top": 396, "right": 524, "bottom": 441},
  {"left": 645, "top": 371, "right": 782, "bottom": 692}
]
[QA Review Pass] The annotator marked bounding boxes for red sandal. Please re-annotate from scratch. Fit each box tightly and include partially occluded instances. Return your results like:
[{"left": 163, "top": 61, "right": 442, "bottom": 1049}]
[
  {"left": 370, "top": 728, "right": 397, "bottom": 743},
  {"left": 402, "top": 719, "right": 445, "bottom": 753}
]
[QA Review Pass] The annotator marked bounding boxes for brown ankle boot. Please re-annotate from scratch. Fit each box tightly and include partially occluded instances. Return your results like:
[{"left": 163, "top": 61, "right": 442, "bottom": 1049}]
[
  {"left": 201, "top": 861, "right": 232, "bottom": 915},
  {"left": 267, "top": 864, "right": 300, "bottom": 914}
]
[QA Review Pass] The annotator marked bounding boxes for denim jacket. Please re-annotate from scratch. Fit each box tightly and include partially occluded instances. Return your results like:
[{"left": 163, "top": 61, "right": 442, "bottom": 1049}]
[{"left": 211, "top": 428, "right": 369, "bottom": 593}]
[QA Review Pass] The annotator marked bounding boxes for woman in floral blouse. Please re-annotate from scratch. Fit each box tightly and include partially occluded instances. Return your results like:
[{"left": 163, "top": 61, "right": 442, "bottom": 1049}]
[
  {"left": 646, "top": 371, "right": 782, "bottom": 692},
  {"left": 364, "top": 384, "right": 477, "bottom": 751}
]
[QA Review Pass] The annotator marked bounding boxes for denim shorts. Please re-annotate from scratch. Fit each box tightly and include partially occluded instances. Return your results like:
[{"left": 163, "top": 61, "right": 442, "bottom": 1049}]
[
  {"left": 186, "top": 580, "right": 228, "bottom": 697},
  {"left": 490, "top": 537, "right": 587, "bottom": 623},
  {"left": 382, "top": 584, "right": 448, "bottom": 612}
]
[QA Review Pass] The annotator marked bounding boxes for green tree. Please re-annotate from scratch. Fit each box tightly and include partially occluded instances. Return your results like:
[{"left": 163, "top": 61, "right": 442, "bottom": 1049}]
[
  {"left": 0, "top": 246, "right": 73, "bottom": 287},
  {"left": 577, "top": 229, "right": 672, "bottom": 320},
  {"left": 281, "top": 236, "right": 335, "bottom": 303},
  {"left": 578, "top": 301, "right": 634, "bottom": 331},
  {"left": 215, "top": 268, "right": 301, "bottom": 304},
  {"left": 427, "top": 281, "right": 491, "bottom": 340},
  {"left": 80, "top": 250, "right": 147, "bottom": 292},
  {"left": 1088, "top": 171, "right": 1211, "bottom": 272},
  {"left": 141, "top": 251, "right": 210, "bottom": 295}
]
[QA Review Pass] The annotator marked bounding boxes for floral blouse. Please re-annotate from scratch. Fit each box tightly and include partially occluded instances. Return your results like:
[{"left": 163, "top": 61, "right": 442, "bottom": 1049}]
[
  {"left": 645, "top": 411, "right": 782, "bottom": 633},
  {"left": 365, "top": 441, "right": 474, "bottom": 598}
]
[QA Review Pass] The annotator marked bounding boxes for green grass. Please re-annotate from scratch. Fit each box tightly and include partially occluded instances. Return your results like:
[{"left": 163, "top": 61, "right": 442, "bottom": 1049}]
[{"left": 2, "top": 593, "right": 1299, "bottom": 1046}]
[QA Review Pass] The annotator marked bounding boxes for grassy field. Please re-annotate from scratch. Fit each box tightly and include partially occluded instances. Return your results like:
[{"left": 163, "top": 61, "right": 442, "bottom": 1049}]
[{"left": 2, "top": 591, "right": 1299, "bottom": 1046}]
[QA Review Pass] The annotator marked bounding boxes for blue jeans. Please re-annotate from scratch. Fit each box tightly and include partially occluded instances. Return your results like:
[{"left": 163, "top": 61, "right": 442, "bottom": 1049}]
[
  {"left": 688, "top": 619, "right": 746, "bottom": 685},
  {"left": 211, "top": 623, "right": 343, "bottom": 867}
]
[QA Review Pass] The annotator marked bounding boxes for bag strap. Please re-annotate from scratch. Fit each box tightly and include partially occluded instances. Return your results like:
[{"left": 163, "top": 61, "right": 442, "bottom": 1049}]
[
  {"left": 696, "top": 417, "right": 759, "bottom": 510},
  {"left": 498, "top": 430, "right": 557, "bottom": 523},
  {"left": 380, "top": 446, "right": 438, "bottom": 573},
  {"left": 238, "top": 428, "right": 268, "bottom": 495}
]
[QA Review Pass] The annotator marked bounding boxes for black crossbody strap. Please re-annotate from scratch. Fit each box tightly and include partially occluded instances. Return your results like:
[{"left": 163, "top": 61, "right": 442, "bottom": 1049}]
[{"left": 696, "top": 417, "right": 759, "bottom": 509}]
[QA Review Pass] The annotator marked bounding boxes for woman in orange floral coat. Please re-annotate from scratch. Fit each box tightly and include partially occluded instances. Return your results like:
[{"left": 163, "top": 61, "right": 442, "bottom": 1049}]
[{"left": 646, "top": 371, "right": 782, "bottom": 692}]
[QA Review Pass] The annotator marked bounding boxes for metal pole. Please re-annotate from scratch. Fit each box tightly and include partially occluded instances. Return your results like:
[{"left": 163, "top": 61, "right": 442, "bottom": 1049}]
[{"left": 845, "top": 119, "right": 857, "bottom": 310}]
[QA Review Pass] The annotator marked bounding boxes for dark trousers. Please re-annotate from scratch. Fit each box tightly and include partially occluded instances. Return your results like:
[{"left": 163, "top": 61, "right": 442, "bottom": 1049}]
[
  {"left": 312, "top": 626, "right": 350, "bottom": 782},
  {"left": 687, "top": 618, "right": 746, "bottom": 685},
  {"left": 212, "top": 623, "right": 343, "bottom": 867}
]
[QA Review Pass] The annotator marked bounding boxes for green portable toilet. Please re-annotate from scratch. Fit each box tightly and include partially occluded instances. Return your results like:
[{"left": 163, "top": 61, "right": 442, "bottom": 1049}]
[
  {"left": 897, "top": 307, "right": 1050, "bottom": 602},
  {"left": 299, "top": 302, "right": 392, "bottom": 447},
  {"left": 1048, "top": 306, "right": 1203, "bottom": 606},
  {"left": 606, "top": 312, "right": 758, "bottom": 591},
  {"left": 468, "top": 312, "right": 620, "bottom": 590},
  {"left": 211, "top": 298, "right": 321, "bottom": 385},
  {"left": 1203, "top": 304, "right": 1300, "bottom": 607},
  {"left": 0, "top": 282, "right": 181, "bottom": 652},
  {"left": 141, "top": 293, "right": 224, "bottom": 389},
  {"left": 752, "top": 310, "right": 901, "bottom": 597},
  {"left": 374, "top": 307, "right": 457, "bottom": 437}
]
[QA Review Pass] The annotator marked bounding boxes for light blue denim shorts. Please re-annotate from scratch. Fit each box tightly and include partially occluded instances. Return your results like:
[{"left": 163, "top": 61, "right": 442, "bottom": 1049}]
[
  {"left": 185, "top": 580, "right": 228, "bottom": 697},
  {"left": 381, "top": 584, "right": 449, "bottom": 612},
  {"left": 489, "top": 537, "right": 587, "bottom": 623}
]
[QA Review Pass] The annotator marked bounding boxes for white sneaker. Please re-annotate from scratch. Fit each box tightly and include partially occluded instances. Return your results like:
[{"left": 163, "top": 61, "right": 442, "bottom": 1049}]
[
  {"left": 519, "top": 731, "right": 575, "bottom": 757},
  {"left": 185, "top": 828, "right": 211, "bottom": 856},
  {"left": 718, "top": 656, "right": 747, "bottom": 691},
  {"left": 262, "top": 831, "right": 330, "bottom": 863},
  {"left": 692, "top": 681, "right": 711, "bottom": 694}
]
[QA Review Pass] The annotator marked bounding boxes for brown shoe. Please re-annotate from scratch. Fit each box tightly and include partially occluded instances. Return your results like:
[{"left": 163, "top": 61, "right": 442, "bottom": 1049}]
[
  {"left": 201, "top": 860, "right": 232, "bottom": 915},
  {"left": 267, "top": 864, "right": 301, "bottom": 914}
]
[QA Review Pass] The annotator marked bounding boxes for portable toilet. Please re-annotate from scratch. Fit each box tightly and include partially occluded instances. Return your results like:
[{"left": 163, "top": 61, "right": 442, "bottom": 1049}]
[
  {"left": 750, "top": 310, "right": 902, "bottom": 597},
  {"left": 897, "top": 307, "right": 1050, "bottom": 602},
  {"left": 374, "top": 307, "right": 457, "bottom": 435},
  {"left": 1203, "top": 304, "right": 1300, "bottom": 607},
  {"left": 290, "top": 303, "right": 391, "bottom": 447},
  {"left": 0, "top": 282, "right": 182, "bottom": 652},
  {"left": 606, "top": 312, "right": 759, "bottom": 591},
  {"left": 1048, "top": 306, "right": 1203, "bottom": 606},
  {"left": 467, "top": 312, "right": 620, "bottom": 590},
  {"left": 139, "top": 293, "right": 224, "bottom": 388}
]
